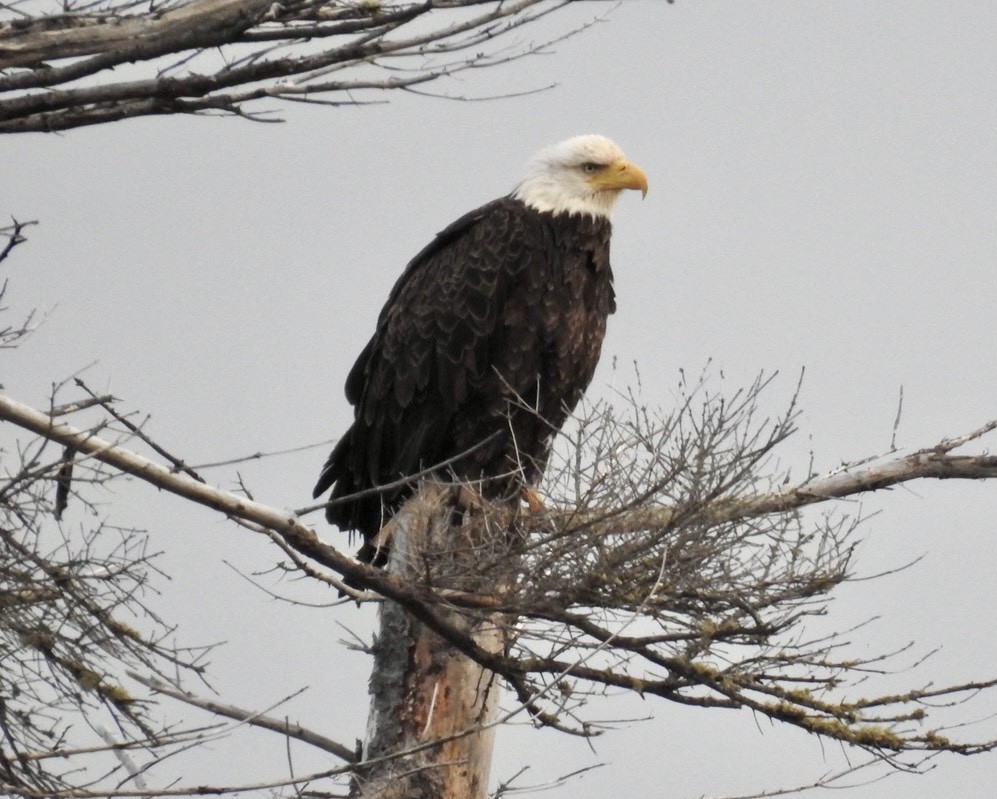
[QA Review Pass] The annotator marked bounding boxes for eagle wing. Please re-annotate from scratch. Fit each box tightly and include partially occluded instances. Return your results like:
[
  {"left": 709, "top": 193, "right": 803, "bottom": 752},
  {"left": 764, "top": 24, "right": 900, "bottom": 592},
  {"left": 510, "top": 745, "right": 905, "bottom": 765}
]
[{"left": 313, "top": 198, "right": 553, "bottom": 537}]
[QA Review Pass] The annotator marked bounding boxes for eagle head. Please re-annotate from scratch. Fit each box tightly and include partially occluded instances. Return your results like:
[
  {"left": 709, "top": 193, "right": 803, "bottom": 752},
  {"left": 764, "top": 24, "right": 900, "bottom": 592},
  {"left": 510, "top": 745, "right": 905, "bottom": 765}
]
[{"left": 512, "top": 134, "right": 648, "bottom": 219}]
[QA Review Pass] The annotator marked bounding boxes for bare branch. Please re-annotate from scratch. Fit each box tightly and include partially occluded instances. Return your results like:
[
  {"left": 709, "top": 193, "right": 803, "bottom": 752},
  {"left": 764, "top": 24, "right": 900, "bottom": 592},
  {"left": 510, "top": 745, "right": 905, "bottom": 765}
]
[
  {"left": 0, "top": 0, "right": 590, "bottom": 133},
  {"left": 0, "top": 0, "right": 272, "bottom": 67},
  {"left": 2, "top": 382, "right": 997, "bottom": 766},
  {"left": 527, "top": 429, "right": 997, "bottom": 540},
  {"left": 128, "top": 672, "right": 358, "bottom": 763}
]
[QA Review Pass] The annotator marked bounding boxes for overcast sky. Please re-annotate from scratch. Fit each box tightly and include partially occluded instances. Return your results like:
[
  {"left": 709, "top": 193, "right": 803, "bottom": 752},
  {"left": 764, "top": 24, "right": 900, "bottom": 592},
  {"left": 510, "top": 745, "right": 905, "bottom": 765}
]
[{"left": 4, "top": 1, "right": 997, "bottom": 796}]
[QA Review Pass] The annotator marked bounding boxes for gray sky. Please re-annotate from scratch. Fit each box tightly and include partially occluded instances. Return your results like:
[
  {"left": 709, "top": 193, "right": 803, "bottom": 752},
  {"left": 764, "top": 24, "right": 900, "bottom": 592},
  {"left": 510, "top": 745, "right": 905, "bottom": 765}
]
[{"left": 4, "top": 1, "right": 997, "bottom": 796}]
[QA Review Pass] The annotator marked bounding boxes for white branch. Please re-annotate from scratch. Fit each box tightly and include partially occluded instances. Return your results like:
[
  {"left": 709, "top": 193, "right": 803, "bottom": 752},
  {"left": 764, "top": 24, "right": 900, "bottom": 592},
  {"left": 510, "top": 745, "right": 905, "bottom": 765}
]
[
  {"left": 128, "top": 671, "right": 357, "bottom": 763},
  {"left": 0, "top": 0, "right": 576, "bottom": 133},
  {"left": 1, "top": 390, "right": 995, "bottom": 561},
  {"left": 0, "top": 0, "right": 273, "bottom": 68},
  {"left": 0, "top": 390, "right": 360, "bottom": 576},
  {"left": 549, "top": 428, "right": 997, "bottom": 538}
]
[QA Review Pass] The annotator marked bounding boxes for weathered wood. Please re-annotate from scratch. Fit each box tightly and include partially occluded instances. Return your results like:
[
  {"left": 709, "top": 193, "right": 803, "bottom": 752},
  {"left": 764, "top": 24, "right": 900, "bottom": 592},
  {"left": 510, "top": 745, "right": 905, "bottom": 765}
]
[
  {"left": 354, "top": 486, "right": 511, "bottom": 799},
  {"left": 0, "top": 0, "right": 272, "bottom": 69}
]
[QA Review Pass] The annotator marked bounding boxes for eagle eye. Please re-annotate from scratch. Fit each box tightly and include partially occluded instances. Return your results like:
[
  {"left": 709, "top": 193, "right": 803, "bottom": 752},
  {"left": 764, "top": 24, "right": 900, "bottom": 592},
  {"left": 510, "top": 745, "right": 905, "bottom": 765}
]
[{"left": 580, "top": 162, "right": 602, "bottom": 174}]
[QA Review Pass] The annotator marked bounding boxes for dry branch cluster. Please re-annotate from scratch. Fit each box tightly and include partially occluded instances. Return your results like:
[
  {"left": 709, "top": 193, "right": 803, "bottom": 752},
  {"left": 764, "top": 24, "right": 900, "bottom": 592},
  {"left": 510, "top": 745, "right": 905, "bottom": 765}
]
[
  {"left": 0, "top": 223, "right": 210, "bottom": 795},
  {"left": 375, "top": 376, "right": 997, "bottom": 761},
  {"left": 0, "top": 0, "right": 575, "bottom": 132},
  {"left": 3, "top": 219, "right": 997, "bottom": 796}
]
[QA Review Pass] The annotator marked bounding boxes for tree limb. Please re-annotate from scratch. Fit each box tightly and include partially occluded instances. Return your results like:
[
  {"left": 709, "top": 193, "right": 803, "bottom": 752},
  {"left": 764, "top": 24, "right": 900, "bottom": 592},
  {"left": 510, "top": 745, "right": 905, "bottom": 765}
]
[
  {"left": 3, "top": 389, "right": 997, "bottom": 758},
  {"left": 0, "top": 0, "right": 581, "bottom": 133},
  {"left": 128, "top": 671, "right": 358, "bottom": 763},
  {"left": 0, "top": 0, "right": 272, "bottom": 68},
  {"left": 3, "top": 391, "right": 995, "bottom": 553},
  {"left": 554, "top": 445, "right": 997, "bottom": 539}
]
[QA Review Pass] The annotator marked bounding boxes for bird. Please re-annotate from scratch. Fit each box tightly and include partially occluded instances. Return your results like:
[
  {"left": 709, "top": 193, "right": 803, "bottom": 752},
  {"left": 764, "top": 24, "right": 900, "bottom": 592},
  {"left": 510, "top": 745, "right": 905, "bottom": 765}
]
[{"left": 313, "top": 134, "right": 647, "bottom": 567}]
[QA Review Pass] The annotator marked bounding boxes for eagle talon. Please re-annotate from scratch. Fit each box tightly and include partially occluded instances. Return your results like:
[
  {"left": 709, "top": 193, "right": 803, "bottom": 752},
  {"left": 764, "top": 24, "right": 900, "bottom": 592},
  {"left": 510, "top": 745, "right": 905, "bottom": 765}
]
[
  {"left": 521, "top": 487, "right": 545, "bottom": 514},
  {"left": 453, "top": 484, "right": 486, "bottom": 512}
]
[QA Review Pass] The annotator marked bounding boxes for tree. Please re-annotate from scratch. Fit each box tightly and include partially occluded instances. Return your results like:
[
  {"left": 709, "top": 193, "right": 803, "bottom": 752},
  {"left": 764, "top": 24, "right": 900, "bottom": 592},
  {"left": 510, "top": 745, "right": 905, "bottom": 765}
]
[
  {"left": 4, "top": 5, "right": 997, "bottom": 795},
  {"left": 0, "top": 0, "right": 581, "bottom": 133},
  {"left": 2, "top": 219, "right": 997, "bottom": 798}
]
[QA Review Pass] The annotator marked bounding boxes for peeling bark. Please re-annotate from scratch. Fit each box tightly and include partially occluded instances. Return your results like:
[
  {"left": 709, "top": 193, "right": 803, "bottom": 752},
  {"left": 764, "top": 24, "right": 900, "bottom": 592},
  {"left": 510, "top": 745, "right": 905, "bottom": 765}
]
[
  {"left": 0, "top": 0, "right": 272, "bottom": 69},
  {"left": 354, "top": 486, "right": 509, "bottom": 799}
]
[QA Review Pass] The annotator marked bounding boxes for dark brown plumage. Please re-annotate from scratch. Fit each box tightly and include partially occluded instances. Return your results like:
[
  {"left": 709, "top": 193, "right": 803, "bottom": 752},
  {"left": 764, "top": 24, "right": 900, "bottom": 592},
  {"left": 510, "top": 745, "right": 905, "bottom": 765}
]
[{"left": 313, "top": 135, "right": 646, "bottom": 566}]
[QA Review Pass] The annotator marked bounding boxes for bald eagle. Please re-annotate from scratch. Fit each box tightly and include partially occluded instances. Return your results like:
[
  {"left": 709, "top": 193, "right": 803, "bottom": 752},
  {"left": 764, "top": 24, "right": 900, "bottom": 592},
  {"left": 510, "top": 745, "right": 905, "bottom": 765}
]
[{"left": 314, "top": 135, "right": 647, "bottom": 565}]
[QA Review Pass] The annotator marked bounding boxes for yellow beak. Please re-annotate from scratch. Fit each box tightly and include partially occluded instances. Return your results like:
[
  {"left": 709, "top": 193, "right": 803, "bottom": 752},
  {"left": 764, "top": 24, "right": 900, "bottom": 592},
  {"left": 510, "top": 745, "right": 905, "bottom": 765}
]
[{"left": 590, "top": 159, "right": 649, "bottom": 198}]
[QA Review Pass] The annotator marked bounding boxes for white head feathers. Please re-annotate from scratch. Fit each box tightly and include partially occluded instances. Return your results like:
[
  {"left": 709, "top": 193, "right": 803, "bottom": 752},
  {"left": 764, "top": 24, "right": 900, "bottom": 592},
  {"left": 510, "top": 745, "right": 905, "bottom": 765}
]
[{"left": 512, "top": 135, "right": 648, "bottom": 219}]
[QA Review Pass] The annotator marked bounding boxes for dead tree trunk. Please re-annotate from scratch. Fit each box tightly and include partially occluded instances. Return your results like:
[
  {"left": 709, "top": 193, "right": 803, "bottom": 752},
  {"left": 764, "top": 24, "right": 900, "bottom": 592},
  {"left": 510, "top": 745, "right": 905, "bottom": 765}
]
[{"left": 353, "top": 486, "right": 513, "bottom": 799}]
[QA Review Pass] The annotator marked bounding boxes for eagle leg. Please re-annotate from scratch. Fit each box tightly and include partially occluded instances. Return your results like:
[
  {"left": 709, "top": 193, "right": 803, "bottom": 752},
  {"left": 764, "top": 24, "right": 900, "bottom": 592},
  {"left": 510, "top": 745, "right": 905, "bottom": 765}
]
[
  {"left": 453, "top": 483, "right": 487, "bottom": 512},
  {"left": 521, "top": 486, "right": 545, "bottom": 514},
  {"left": 367, "top": 517, "right": 396, "bottom": 563}
]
